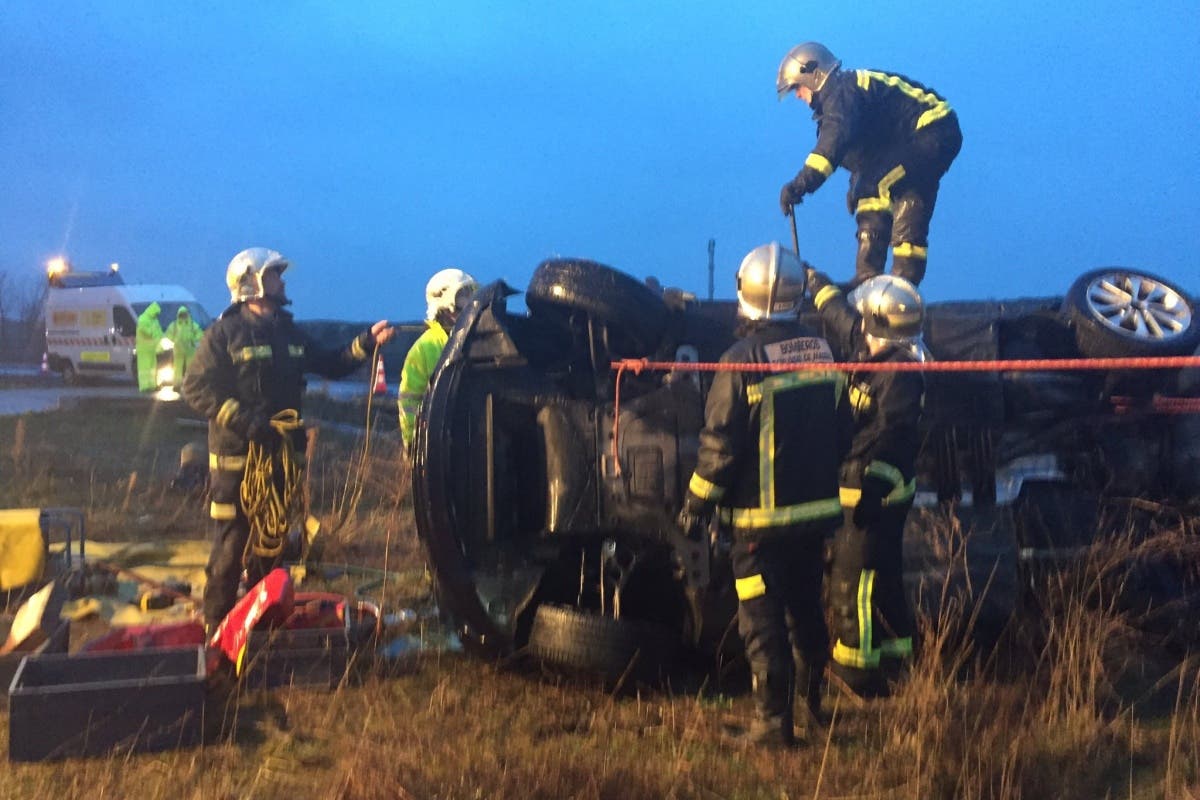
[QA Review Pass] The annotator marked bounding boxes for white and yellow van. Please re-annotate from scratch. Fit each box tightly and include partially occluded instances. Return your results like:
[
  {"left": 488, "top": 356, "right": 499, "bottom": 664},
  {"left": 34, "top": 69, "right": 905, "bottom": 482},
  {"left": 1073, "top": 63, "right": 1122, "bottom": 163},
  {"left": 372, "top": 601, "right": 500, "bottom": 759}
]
[{"left": 43, "top": 264, "right": 211, "bottom": 386}]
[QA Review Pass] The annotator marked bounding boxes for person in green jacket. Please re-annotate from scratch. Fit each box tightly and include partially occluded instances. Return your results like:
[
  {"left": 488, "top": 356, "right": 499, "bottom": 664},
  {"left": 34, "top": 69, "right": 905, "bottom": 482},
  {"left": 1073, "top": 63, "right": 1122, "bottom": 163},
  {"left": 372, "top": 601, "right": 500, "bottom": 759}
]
[
  {"left": 164, "top": 305, "right": 204, "bottom": 382},
  {"left": 399, "top": 268, "right": 478, "bottom": 451},
  {"left": 135, "top": 301, "right": 164, "bottom": 391}
]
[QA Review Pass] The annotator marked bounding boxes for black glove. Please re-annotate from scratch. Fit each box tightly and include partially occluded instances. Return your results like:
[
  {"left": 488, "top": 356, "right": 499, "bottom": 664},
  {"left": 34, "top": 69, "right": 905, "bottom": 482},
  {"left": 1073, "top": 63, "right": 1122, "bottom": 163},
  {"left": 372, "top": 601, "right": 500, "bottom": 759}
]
[
  {"left": 852, "top": 474, "right": 891, "bottom": 527},
  {"left": 779, "top": 175, "right": 808, "bottom": 216},
  {"left": 677, "top": 490, "right": 715, "bottom": 542},
  {"left": 805, "top": 267, "right": 834, "bottom": 295}
]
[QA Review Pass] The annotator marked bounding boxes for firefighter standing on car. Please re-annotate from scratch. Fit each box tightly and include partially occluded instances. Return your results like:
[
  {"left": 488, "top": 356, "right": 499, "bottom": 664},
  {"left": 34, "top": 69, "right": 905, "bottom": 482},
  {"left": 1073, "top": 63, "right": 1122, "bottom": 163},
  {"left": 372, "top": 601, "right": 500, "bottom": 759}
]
[
  {"left": 135, "top": 301, "right": 164, "bottom": 392},
  {"left": 678, "top": 242, "right": 848, "bottom": 747},
  {"left": 399, "top": 268, "right": 478, "bottom": 452},
  {"left": 182, "top": 247, "right": 394, "bottom": 631},
  {"left": 808, "top": 268, "right": 926, "bottom": 697},
  {"left": 164, "top": 305, "right": 204, "bottom": 382},
  {"left": 776, "top": 42, "right": 962, "bottom": 286}
]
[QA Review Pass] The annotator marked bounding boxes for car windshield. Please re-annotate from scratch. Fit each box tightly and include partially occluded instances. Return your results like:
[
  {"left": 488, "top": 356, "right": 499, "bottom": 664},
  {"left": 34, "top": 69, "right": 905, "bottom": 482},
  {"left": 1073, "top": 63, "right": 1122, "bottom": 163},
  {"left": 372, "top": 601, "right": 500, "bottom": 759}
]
[{"left": 131, "top": 301, "right": 212, "bottom": 329}]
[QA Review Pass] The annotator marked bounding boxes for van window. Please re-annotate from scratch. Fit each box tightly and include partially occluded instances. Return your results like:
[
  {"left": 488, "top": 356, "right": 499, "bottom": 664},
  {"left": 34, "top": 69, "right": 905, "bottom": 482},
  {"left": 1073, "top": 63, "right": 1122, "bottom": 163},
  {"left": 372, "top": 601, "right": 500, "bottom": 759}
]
[
  {"left": 113, "top": 306, "right": 137, "bottom": 337},
  {"left": 130, "top": 302, "right": 212, "bottom": 330}
]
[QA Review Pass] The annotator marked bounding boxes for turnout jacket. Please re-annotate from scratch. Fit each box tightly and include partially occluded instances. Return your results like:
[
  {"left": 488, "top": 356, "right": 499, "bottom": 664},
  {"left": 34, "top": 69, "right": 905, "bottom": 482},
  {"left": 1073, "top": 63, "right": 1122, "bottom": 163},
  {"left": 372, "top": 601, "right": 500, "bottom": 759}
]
[
  {"left": 813, "top": 285, "right": 925, "bottom": 505},
  {"left": 793, "top": 67, "right": 959, "bottom": 195},
  {"left": 182, "top": 303, "right": 373, "bottom": 459},
  {"left": 687, "top": 320, "right": 848, "bottom": 530}
]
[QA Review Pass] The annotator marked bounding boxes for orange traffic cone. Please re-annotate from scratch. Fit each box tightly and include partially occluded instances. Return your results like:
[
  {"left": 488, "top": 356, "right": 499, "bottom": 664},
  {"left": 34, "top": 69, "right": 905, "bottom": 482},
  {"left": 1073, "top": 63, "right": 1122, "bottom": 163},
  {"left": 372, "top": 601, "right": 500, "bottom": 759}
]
[{"left": 373, "top": 356, "right": 387, "bottom": 395}]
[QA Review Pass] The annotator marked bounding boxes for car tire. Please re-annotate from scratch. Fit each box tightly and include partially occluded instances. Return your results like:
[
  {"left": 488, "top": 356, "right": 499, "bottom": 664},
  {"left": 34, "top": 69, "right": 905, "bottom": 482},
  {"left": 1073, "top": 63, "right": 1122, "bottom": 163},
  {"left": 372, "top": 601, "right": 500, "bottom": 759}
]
[
  {"left": 1063, "top": 267, "right": 1200, "bottom": 358},
  {"left": 526, "top": 603, "right": 675, "bottom": 684},
  {"left": 61, "top": 361, "right": 78, "bottom": 386},
  {"left": 526, "top": 258, "right": 669, "bottom": 357}
]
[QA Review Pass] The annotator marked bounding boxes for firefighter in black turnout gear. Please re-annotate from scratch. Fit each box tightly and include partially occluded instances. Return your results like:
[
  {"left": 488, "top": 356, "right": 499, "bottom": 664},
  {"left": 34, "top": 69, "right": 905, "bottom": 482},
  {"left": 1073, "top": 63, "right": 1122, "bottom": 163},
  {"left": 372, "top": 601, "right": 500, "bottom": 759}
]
[
  {"left": 679, "top": 242, "right": 848, "bottom": 747},
  {"left": 808, "top": 269, "right": 926, "bottom": 697},
  {"left": 777, "top": 42, "right": 962, "bottom": 286},
  {"left": 182, "top": 247, "right": 394, "bottom": 629}
]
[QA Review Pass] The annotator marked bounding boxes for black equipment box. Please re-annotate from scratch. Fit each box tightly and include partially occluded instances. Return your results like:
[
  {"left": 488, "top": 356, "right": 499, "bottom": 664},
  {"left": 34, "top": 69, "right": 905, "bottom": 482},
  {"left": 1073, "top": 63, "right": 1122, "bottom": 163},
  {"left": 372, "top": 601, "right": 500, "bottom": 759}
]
[
  {"left": 8, "top": 646, "right": 205, "bottom": 761},
  {"left": 242, "top": 625, "right": 349, "bottom": 689}
]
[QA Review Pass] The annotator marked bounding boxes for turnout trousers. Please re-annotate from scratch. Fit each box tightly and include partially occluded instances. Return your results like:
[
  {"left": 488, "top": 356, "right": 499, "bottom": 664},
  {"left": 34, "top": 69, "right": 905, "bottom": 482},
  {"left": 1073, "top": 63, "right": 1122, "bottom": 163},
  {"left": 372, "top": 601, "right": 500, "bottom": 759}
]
[
  {"left": 848, "top": 115, "right": 962, "bottom": 286},
  {"left": 829, "top": 502, "right": 915, "bottom": 679},
  {"left": 731, "top": 522, "right": 832, "bottom": 735},
  {"left": 203, "top": 466, "right": 273, "bottom": 627}
]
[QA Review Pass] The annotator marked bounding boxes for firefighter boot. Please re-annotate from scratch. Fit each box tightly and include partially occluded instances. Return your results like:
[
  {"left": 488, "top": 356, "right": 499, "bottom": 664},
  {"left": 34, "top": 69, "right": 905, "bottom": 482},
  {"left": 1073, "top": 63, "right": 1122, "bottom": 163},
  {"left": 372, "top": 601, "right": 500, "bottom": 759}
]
[
  {"left": 854, "top": 212, "right": 891, "bottom": 284},
  {"left": 723, "top": 667, "right": 796, "bottom": 748},
  {"left": 796, "top": 653, "right": 830, "bottom": 730}
]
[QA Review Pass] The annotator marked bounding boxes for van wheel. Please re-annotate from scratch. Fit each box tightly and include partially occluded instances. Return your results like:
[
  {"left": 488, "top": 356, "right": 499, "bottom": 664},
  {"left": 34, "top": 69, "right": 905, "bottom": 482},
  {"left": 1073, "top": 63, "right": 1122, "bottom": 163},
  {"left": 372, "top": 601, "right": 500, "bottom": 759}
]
[
  {"left": 526, "top": 258, "right": 669, "bottom": 357},
  {"left": 61, "top": 362, "right": 79, "bottom": 386},
  {"left": 527, "top": 603, "right": 675, "bottom": 685},
  {"left": 1063, "top": 268, "right": 1200, "bottom": 358}
]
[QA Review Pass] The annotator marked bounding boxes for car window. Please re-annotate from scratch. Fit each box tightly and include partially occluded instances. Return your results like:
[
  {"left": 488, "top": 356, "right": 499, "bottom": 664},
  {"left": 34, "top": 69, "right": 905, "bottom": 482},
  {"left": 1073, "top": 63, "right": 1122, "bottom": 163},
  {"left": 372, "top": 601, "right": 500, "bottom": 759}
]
[{"left": 112, "top": 306, "right": 136, "bottom": 337}]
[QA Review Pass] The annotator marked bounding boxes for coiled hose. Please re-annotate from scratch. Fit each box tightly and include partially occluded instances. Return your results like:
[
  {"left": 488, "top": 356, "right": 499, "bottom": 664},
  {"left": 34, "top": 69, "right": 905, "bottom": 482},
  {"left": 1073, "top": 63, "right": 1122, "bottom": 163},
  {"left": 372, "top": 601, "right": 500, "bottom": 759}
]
[{"left": 241, "top": 409, "right": 306, "bottom": 564}]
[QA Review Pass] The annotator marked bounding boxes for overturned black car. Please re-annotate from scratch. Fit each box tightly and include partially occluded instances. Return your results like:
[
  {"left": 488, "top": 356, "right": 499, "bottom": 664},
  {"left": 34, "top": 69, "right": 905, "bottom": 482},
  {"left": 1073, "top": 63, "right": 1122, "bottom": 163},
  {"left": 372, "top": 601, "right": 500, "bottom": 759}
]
[{"left": 412, "top": 259, "right": 1200, "bottom": 678}]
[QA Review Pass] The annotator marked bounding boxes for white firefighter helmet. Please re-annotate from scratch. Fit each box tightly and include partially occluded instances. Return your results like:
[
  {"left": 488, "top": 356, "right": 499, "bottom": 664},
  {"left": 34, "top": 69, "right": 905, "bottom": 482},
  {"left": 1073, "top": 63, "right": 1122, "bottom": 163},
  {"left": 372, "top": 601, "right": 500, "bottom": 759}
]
[
  {"left": 425, "top": 268, "right": 478, "bottom": 320},
  {"left": 776, "top": 41, "right": 841, "bottom": 99},
  {"left": 225, "top": 247, "right": 289, "bottom": 304},
  {"left": 735, "top": 242, "right": 807, "bottom": 321},
  {"left": 847, "top": 274, "right": 929, "bottom": 359}
]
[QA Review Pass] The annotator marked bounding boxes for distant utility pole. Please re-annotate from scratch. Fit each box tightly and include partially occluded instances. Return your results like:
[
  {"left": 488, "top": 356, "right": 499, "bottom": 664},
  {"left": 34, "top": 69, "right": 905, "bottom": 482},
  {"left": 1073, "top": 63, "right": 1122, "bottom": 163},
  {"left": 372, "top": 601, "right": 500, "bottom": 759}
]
[{"left": 707, "top": 239, "right": 715, "bottom": 301}]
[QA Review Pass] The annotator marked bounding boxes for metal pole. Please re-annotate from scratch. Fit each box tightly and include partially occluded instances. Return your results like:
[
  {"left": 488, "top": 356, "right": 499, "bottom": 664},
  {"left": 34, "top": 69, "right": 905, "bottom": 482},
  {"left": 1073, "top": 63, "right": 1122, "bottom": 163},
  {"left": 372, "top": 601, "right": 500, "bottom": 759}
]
[
  {"left": 707, "top": 239, "right": 715, "bottom": 301},
  {"left": 789, "top": 207, "right": 800, "bottom": 259}
]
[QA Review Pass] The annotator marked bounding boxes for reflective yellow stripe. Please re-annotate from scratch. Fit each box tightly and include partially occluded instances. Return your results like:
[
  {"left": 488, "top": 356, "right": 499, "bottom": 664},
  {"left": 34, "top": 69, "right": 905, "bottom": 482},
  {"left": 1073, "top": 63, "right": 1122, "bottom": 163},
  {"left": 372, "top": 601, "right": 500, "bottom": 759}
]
[
  {"left": 760, "top": 385, "right": 775, "bottom": 508},
  {"left": 232, "top": 345, "right": 272, "bottom": 363},
  {"left": 210, "top": 501, "right": 237, "bottom": 520},
  {"left": 892, "top": 242, "right": 928, "bottom": 260},
  {"left": 858, "top": 69, "right": 953, "bottom": 131},
  {"left": 746, "top": 382, "right": 763, "bottom": 404},
  {"left": 804, "top": 152, "right": 834, "bottom": 177},
  {"left": 814, "top": 284, "right": 841, "bottom": 311},
  {"left": 879, "top": 637, "right": 913, "bottom": 659},
  {"left": 688, "top": 472, "right": 725, "bottom": 501},
  {"left": 216, "top": 398, "right": 240, "bottom": 428},
  {"left": 865, "top": 460, "right": 917, "bottom": 505},
  {"left": 916, "top": 104, "right": 952, "bottom": 129},
  {"left": 288, "top": 344, "right": 305, "bottom": 358},
  {"left": 833, "top": 569, "right": 880, "bottom": 668},
  {"left": 849, "top": 383, "right": 871, "bottom": 414},
  {"left": 208, "top": 453, "right": 247, "bottom": 471},
  {"left": 840, "top": 486, "right": 862, "bottom": 507},
  {"left": 351, "top": 337, "right": 368, "bottom": 360},
  {"left": 735, "top": 574, "right": 767, "bottom": 601},
  {"left": 729, "top": 498, "right": 842, "bottom": 528},
  {"left": 854, "top": 165, "right": 906, "bottom": 216}
]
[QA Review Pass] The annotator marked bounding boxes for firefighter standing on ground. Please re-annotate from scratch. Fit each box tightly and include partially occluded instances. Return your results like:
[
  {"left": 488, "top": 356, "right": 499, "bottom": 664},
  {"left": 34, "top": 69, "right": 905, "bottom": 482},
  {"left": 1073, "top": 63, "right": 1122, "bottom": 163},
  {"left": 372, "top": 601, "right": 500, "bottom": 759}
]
[
  {"left": 135, "top": 301, "right": 164, "bottom": 392},
  {"left": 808, "top": 268, "right": 926, "bottom": 696},
  {"left": 399, "top": 268, "right": 478, "bottom": 452},
  {"left": 182, "top": 247, "right": 394, "bottom": 629},
  {"left": 164, "top": 305, "right": 204, "bottom": 382},
  {"left": 678, "top": 242, "right": 848, "bottom": 747},
  {"left": 776, "top": 42, "right": 962, "bottom": 286}
]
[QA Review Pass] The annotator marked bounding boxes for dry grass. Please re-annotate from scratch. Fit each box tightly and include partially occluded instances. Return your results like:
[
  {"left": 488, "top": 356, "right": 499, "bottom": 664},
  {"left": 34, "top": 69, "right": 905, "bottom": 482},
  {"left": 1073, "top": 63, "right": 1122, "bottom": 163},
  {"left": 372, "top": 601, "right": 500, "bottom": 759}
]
[{"left": 1, "top": 400, "right": 1199, "bottom": 798}]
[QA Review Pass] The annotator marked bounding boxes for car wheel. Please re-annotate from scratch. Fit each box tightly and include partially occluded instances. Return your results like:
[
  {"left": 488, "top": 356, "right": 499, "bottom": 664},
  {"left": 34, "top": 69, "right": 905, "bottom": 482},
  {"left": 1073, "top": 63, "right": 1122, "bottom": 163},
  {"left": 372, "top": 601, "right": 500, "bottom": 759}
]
[
  {"left": 61, "top": 361, "right": 78, "bottom": 386},
  {"left": 526, "top": 603, "right": 675, "bottom": 684},
  {"left": 526, "top": 258, "right": 669, "bottom": 357},
  {"left": 1063, "top": 268, "right": 1199, "bottom": 358}
]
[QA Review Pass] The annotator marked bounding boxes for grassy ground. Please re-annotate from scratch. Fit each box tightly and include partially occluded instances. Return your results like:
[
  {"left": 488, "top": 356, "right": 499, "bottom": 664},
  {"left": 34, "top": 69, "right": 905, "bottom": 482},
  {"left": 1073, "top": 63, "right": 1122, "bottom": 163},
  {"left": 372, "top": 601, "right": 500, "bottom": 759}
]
[{"left": 1, "top": 399, "right": 1199, "bottom": 799}]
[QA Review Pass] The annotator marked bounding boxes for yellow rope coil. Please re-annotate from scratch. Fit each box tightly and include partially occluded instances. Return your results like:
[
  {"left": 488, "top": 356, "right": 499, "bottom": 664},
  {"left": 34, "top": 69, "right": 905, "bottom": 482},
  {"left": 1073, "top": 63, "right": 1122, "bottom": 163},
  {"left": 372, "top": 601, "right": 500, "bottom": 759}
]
[{"left": 241, "top": 409, "right": 306, "bottom": 564}]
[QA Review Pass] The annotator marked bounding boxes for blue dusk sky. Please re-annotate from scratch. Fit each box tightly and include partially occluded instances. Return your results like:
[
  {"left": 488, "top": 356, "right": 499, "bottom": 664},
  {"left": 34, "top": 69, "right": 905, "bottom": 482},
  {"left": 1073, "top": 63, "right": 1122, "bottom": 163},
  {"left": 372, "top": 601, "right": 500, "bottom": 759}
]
[{"left": 2, "top": 1, "right": 1197, "bottom": 322}]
